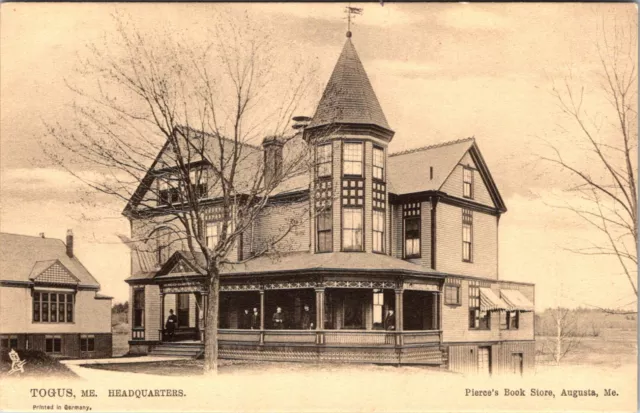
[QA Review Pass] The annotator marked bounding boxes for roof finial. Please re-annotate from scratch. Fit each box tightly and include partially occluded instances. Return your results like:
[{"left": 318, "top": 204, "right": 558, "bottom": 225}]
[{"left": 345, "top": 4, "right": 362, "bottom": 38}]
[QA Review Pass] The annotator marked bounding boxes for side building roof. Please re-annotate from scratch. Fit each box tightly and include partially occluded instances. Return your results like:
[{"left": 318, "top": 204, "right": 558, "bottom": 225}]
[{"left": 0, "top": 232, "right": 101, "bottom": 288}]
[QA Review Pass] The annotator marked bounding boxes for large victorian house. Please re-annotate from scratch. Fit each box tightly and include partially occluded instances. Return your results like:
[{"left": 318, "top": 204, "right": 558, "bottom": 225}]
[{"left": 124, "top": 33, "right": 535, "bottom": 374}]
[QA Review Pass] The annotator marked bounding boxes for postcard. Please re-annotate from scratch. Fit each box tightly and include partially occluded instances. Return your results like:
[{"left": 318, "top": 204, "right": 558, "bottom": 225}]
[{"left": 0, "top": 3, "right": 637, "bottom": 412}]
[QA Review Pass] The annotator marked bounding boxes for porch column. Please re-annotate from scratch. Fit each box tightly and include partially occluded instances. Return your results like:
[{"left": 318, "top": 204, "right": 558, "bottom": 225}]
[
  {"left": 432, "top": 292, "right": 439, "bottom": 330},
  {"left": 315, "top": 287, "right": 325, "bottom": 344},
  {"left": 395, "top": 288, "right": 403, "bottom": 346},
  {"left": 259, "top": 289, "right": 265, "bottom": 345},
  {"left": 159, "top": 292, "right": 165, "bottom": 341}
]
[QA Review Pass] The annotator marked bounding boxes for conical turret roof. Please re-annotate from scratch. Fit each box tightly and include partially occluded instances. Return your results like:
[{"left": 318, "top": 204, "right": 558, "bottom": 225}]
[{"left": 307, "top": 38, "right": 392, "bottom": 132}]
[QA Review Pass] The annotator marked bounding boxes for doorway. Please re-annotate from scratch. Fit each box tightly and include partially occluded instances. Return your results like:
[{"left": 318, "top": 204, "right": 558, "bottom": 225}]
[
  {"left": 478, "top": 346, "right": 491, "bottom": 375},
  {"left": 512, "top": 352, "right": 524, "bottom": 375},
  {"left": 177, "top": 293, "right": 190, "bottom": 328}
]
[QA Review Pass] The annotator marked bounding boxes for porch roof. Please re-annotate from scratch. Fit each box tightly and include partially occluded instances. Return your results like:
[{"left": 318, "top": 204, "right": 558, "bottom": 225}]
[{"left": 126, "top": 251, "right": 442, "bottom": 282}]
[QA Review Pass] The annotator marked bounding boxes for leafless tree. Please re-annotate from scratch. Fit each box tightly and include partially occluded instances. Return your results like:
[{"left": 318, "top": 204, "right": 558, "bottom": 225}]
[
  {"left": 539, "top": 18, "right": 637, "bottom": 298},
  {"left": 42, "top": 12, "right": 324, "bottom": 374},
  {"left": 541, "top": 307, "right": 582, "bottom": 365}
]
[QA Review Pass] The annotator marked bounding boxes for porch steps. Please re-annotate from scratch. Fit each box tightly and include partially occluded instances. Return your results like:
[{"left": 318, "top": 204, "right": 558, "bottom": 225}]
[{"left": 150, "top": 343, "right": 204, "bottom": 359}]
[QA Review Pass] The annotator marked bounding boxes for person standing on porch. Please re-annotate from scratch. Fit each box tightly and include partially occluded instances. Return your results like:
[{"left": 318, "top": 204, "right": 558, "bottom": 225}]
[
  {"left": 384, "top": 309, "right": 395, "bottom": 331},
  {"left": 165, "top": 309, "right": 178, "bottom": 341},
  {"left": 242, "top": 309, "right": 251, "bottom": 329},
  {"left": 251, "top": 308, "right": 260, "bottom": 330},
  {"left": 301, "top": 304, "right": 314, "bottom": 329},
  {"left": 272, "top": 307, "right": 285, "bottom": 329}
]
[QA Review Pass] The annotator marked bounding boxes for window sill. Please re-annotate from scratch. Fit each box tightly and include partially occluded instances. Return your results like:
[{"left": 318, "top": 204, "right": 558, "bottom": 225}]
[
  {"left": 404, "top": 256, "right": 421, "bottom": 260},
  {"left": 469, "top": 328, "right": 491, "bottom": 331},
  {"left": 445, "top": 303, "right": 462, "bottom": 307}
]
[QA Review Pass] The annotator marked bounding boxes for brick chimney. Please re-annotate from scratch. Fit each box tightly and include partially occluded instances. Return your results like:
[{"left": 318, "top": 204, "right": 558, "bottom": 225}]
[
  {"left": 262, "top": 136, "right": 284, "bottom": 189},
  {"left": 66, "top": 229, "right": 74, "bottom": 258}
]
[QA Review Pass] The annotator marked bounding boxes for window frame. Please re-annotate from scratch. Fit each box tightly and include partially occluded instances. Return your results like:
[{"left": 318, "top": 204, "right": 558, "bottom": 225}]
[
  {"left": 463, "top": 166, "right": 474, "bottom": 199},
  {"left": 342, "top": 141, "right": 364, "bottom": 177},
  {"left": 372, "top": 210, "right": 385, "bottom": 253},
  {"left": 462, "top": 209, "right": 473, "bottom": 263},
  {"left": 444, "top": 285, "right": 461, "bottom": 305},
  {"left": 342, "top": 207, "right": 364, "bottom": 252},
  {"left": 33, "top": 291, "right": 74, "bottom": 324},
  {"left": 316, "top": 143, "right": 333, "bottom": 178},
  {"left": 468, "top": 283, "right": 490, "bottom": 330},
  {"left": 0, "top": 335, "right": 18, "bottom": 350},
  {"left": 316, "top": 208, "right": 333, "bottom": 253},
  {"left": 404, "top": 216, "right": 421, "bottom": 258},
  {"left": 500, "top": 310, "right": 520, "bottom": 330},
  {"left": 133, "top": 288, "right": 145, "bottom": 328},
  {"left": 80, "top": 334, "right": 95, "bottom": 352},
  {"left": 45, "top": 335, "right": 62, "bottom": 354},
  {"left": 372, "top": 146, "right": 385, "bottom": 181}
]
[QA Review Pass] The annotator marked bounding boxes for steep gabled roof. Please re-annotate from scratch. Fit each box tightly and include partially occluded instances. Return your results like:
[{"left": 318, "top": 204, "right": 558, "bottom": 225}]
[
  {"left": 388, "top": 138, "right": 475, "bottom": 194},
  {"left": 0, "top": 233, "right": 100, "bottom": 288},
  {"left": 307, "top": 38, "right": 391, "bottom": 132},
  {"left": 387, "top": 137, "right": 506, "bottom": 212}
]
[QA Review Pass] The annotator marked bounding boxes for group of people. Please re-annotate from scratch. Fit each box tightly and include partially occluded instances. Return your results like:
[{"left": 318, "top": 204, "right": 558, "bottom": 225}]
[{"left": 238, "top": 305, "right": 315, "bottom": 330}]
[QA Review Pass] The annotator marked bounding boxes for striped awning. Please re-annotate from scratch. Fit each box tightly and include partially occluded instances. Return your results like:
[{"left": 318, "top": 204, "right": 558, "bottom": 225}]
[
  {"left": 501, "top": 289, "right": 534, "bottom": 312},
  {"left": 479, "top": 288, "right": 509, "bottom": 311}
]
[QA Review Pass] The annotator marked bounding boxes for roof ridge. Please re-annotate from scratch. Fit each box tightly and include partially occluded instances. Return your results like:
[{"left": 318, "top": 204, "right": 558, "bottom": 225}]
[
  {"left": 0, "top": 232, "right": 64, "bottom": 242},
  {"left": 389, "top": 137, "right": 475, "bottom": 157},
  {"left": 176, "top": 125, "right": 262, "bottom": 151}
]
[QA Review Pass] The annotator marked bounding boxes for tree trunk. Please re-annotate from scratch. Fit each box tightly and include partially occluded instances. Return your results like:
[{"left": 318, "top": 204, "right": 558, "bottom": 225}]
[{"left": 203, "top": 268, "right": 220, "bottom": 374}]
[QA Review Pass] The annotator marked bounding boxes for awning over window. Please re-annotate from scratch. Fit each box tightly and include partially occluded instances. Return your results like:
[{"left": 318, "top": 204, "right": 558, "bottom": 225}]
[
  {"left": 501, "top": 289, "right": 534, "bottom": 312},
  {"left": 479, "top": 288, "right": 509, "bottom": 311}
]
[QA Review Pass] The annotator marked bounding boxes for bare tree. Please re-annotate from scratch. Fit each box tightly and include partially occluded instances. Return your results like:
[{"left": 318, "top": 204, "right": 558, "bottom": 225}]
[
  {"left": 540, "top": 18, "right": 637, "bottom": 298},
  {"left": 541, "top": 307, "right": 582, "bottom": 365},
  {"left": 42, "top": 12, "right": 322, "bottom": 374}
]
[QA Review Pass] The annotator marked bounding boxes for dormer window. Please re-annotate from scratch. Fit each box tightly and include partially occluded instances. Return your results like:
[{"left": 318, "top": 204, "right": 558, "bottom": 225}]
[
  {"left": 343, "top": 142, "right": 363, "bottom": 176},
  {"left": 189, "top": 168, "right": 208, "bottom": 199},
  {"left": 463, "top": 166, "right": 474, "bottom": 199},
  {"left": 373, "top": 146, "right": 384, "bottom": 180},
  {"left": 316, "top": 144, "right": 332, "bottom": 178}
]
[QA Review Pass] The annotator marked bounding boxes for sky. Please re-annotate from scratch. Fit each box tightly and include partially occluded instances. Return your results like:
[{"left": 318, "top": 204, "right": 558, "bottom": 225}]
[{"left": 1, "top": 3, "right": 637, "bottom": 310}]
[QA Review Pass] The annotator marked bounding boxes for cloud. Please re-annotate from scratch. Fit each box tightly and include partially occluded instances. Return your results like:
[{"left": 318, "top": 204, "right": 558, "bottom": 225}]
[{"left": 437, "top": 7, "right": 514, "bottom": 31}]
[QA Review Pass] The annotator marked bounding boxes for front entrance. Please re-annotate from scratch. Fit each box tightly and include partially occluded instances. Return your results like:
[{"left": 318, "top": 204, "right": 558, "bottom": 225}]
[
  {"left": 478, "top": 346, "right": 491, "bottom": 375},
  {"left": 512, "top": 352, "right": 524, "bottom": 375},
  {"left": 177, "top": 293, "right": 190, "bottom": 327}
]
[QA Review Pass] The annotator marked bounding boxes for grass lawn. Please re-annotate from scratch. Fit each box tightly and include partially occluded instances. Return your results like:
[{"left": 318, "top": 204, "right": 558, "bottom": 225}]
[{"left": 0, "top": 350, "right": 78, "bottom": 379}]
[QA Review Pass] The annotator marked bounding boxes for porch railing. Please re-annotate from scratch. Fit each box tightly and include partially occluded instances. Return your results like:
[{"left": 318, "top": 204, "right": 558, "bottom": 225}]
[{"left": 217, "top": 329, "right": 442, "bottom": 347}]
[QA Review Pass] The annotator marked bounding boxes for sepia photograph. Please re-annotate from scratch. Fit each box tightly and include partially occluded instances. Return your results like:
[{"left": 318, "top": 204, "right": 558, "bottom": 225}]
[{"left": 0, "top": 2, "right": 637, "bottom": 412}]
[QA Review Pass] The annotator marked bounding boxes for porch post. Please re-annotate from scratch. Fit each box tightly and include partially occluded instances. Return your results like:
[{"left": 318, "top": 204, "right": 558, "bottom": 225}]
[
  {"left": 259, "top": 289, "right": 265, "bottom": 345},
  {"left": 432, "top": 292, "right": 439, "bottom": 330},
  {"left": 395, "top": 288, "right": 403, "bottom": 346},
  {"left": 159, "top": 292, "right": 165, "bottom": 342},
  {"left": 315, "top": 287, "right": 325, "bottom": 344}
]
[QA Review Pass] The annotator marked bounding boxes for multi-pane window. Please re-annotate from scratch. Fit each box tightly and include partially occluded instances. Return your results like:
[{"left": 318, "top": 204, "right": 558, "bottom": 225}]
[
  {"left": 444, "top": 285, "right": 460, "bottom": 305},
  {"left": 45, "top": 336, "right": 61, "bottom": 353},
  {"left": 316, "top": 144, "right": 332, "bottom": 178},
  {"left": 206, "top": 222, "right": 219, "bottom": 249},
  {"left": 80, "top": 335, "right": 95, "bottom": 352},
  {"left": 373, "top": 210, "right": 385, "bottom": 253},
  {"left": 157, "top": 176, "right": 179, "bottom": 205},
  {"left": 373, "top": 146, "right": 384, "bottom": 180},
  {"left": 462, "top": 209, "right": 473, "bottom": 262},
  {"left": 0, "top": 335, "right": 18, "bottom": 350},
  {"left": 133, "top": 288, "right": 145, "bottom": 328},
  {"left": 342, "top": 208, "right": 363, "bottom": 251},
  {"left": 372, "top": 182, "right": 386, "bottom": 210},
  {"left": 317, "top": 210, "right": 332, "bottom": 253},
  {"left": 463, "top": 166, "right": 474, "bottom": 198},
  {"left": 373, "top": 290, "right": 384, "bottom": 325},
  {"left": 33, "top": 292, "right": 74, "bottom": 323},
  {"left": 189, "top": 168, "right": 208, "bottom": 198},
  {"left": 315, "top": 179, "right": 333, "bottom": 253},
  {"left": 500, "top": 311, "right": 519, "bottom": 330},
  {"left": 403, "top": 203, "right": 421, "bottom": 258},
  {"left": 469, "top": 282, "right": 490, "bottom": 330},
  {"left": 343, "top": 142, "right": 363, "bottom": 176}
]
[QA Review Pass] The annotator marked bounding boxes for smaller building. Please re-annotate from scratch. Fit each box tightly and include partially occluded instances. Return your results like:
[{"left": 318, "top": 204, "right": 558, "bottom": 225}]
[{"left": 0, "top": 231, "right": 113, "bottom": 358}]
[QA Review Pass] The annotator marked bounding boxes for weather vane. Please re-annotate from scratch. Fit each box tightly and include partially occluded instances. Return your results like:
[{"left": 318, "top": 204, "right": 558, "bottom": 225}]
[{"left": 345, "top": 4, "right": 363, "bottom": 38}]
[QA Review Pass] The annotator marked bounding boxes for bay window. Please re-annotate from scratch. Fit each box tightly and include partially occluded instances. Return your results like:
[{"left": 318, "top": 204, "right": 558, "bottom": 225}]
[{"left": 343, "top": 142, "right": 363, "bottom": 176}]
